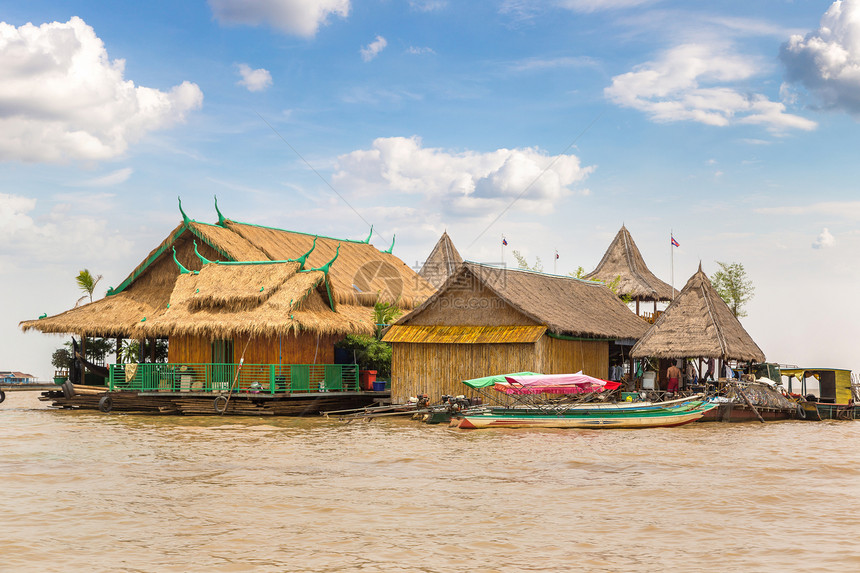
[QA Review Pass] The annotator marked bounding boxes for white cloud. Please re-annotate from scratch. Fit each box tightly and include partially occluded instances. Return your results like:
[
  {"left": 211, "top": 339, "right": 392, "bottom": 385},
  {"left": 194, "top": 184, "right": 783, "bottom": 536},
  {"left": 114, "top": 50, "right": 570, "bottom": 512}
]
[
  {"left": 0, "top": 192, "right": 132, "bottom": 265},
  {"left": 208, "top": 0, "right": 350, "bottom": 37},
  {"left": 813, "top": 227, "right": 835, "bottom": 249},
  {"left": 605, "top": 43, "right": 817, "bottom": 132},
  {"left": 556, "top": 0, "right": 656, "bottom": 12},
  {"left": 0, "top": 18, "right": 203, "bottom": 163},
  {"left": 781, "top": 0, "right": 860, "bottom": 114},
  {"left": 236, "top": 64, "right": 273, "bottom": 92},
  {"left": 361, "top": 36, "right": 388, "bottom": 62},
  {"left": 409, "top": 0, "right": 447, "bottom": 11},
  {"left": 332, "top": 136, "right": 594, "bottom": 215},
  {"left": 407, "top": 46, "right": 435, "bottom": 55},
  {"left": 74, "top": 168, "right": 134, "bottom": 187}
]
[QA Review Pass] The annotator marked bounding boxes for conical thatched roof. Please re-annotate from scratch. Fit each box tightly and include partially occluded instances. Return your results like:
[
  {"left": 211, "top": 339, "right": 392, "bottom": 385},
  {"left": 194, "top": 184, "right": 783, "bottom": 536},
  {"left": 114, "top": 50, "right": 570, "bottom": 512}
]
[
  {"left": 21, "top": 208, "right": 433, "bottom": 338},
  {"left": 418, "top": 231, "right": 463, "bottom": 289},
  {"left": 583, "top": 225, "right": 675, "bottom": 301},
  {"left": 630, "top": 265, "right": 765, "bottom": 362},
  {"left": 395, "top": 262, "right": 649, "bottom": 340}
]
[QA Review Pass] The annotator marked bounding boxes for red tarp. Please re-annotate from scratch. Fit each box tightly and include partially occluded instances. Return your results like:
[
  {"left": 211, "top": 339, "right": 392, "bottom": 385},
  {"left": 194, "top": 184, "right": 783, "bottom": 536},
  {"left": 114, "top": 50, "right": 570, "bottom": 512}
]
[{"left": 495, "top": 373, "right": 622, "bottom": 395}]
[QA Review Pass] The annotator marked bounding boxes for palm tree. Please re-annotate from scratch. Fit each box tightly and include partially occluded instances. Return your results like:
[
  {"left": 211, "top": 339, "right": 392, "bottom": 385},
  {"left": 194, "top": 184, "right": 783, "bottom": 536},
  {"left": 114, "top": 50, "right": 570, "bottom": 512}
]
[{"left": 75, "top": 269, "right": 103, "bottom": 307}]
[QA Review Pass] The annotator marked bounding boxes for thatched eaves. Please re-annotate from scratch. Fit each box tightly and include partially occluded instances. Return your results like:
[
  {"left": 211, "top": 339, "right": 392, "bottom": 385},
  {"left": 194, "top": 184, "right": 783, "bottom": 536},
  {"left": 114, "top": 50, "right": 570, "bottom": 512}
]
[
  {"left": 396, "top": 262, "right": 649, "bottom": 340},
  {"left": 419, "top": 231, "right": 464, "bottom": 290},
  {"left": 583, "top": 225, "right": 676, "bottom": 301},
  {"left": 629, "top": 265, "right": 765, "bottom": 362}
]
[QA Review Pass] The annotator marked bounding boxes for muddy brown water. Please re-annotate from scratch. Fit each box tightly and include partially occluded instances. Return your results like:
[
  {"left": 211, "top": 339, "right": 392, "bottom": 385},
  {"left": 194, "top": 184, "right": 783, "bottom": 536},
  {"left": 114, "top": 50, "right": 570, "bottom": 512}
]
[{"left": 1, "top": 390, "right": 858, "bottom": 572}]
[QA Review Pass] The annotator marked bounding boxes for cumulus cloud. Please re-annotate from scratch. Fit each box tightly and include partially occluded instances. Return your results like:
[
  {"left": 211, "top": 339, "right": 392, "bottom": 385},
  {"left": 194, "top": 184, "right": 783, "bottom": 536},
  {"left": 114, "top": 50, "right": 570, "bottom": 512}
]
[
  {"left": 361, "top": 36, "right": 388, "bottom": 62},
  {"left": 605, "top": 43, "right": 816, "bottom": 132},
  {"left": 209, "top": 0, "right": 349, "bottom": 38},
  {"left": 813, "top": 227, "right": 835, "bottom": 249},
  {"left": 0, "top": 192, "right": 132, "bottom": 265},
  {"left": 0, "top": 17, "right": 203, "bottom": 163},
  {"left": 332, "top": 136, "right": 594, "bottom": 215},
  {"left": 236, "top": 64, "right": 273, "bottom": 92},
  {"left": 781, "top": 0, "right": 860, "bottom": 114}
]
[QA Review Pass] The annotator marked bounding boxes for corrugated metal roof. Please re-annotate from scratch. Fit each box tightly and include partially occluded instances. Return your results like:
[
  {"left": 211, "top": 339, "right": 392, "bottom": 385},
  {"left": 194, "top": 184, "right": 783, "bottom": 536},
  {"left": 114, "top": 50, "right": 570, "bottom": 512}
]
[{"left": 383, "top": 325, "right": 546, "bottom": 344}]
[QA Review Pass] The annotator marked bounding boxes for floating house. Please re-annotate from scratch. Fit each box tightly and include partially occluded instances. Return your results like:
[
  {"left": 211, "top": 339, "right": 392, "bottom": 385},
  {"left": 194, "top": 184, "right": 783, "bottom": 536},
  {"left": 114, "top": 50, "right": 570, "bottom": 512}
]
[
  {"left": 383, "top": 262, "right": 649, "bottom": 402},
  {"left": 418, "top": 231, "right": 463, "bottom": 290},
  {"left": 20, "top": 200, "right": 436, "bottom": 414},
  {"left": 630, "top": 264, "right": 765, "bottom": 397},
  {"left": 584, "top": 225, "right": 676, "bottom": 317}
]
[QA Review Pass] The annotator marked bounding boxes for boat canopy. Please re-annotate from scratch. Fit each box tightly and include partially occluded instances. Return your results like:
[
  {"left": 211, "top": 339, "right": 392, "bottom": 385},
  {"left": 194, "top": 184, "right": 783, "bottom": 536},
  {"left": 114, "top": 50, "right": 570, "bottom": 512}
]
[
  {"left": 496, "top": 373, "right": 622, "bottom": 395},
  {"left": 462, "top": 372, "right": 540, "bottom": 389}
]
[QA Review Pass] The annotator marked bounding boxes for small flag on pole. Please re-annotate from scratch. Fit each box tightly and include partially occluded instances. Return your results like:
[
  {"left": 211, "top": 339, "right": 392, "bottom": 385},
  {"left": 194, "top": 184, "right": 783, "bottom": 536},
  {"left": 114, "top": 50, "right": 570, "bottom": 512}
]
[
  {"left": 502, "top": 237, "right": 508, "bottom": 246},
  {"left": 671, "top": 234, "right": 679, "bottom": 247},
  {"left": 555, "top": 251, "right": 559, "bottom": 260}
]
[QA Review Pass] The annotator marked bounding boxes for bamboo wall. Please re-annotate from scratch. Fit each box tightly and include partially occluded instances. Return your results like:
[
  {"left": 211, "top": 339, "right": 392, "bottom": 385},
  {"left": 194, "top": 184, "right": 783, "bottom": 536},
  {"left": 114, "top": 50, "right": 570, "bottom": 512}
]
[
  {"left": 390, "top": 342, "right": 538, "bottom": 403},
  {"left": 535, "top": 336, "right": 608, "bottom": 379},
  {"left": 168, "top": 332, "right": 339, "bottom": 365}
]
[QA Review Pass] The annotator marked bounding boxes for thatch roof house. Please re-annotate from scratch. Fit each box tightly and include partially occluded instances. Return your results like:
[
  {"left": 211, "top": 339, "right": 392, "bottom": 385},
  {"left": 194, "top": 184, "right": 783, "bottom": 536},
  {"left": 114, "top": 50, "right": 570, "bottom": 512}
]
[
  {"left": 383, "top": 262, "right": 648, "bottom": 401},
  {"left": 22, "top": 200, "right": 436, "bottom": 376},
  {"left": 418, "top": 231, "right": 463, "bottom": 290},
  {"left": 630, "top": 264, "right": 765, "bottom": 363},
  {"left": 584, "top": 226, "right": 675, "bottom": 311}
]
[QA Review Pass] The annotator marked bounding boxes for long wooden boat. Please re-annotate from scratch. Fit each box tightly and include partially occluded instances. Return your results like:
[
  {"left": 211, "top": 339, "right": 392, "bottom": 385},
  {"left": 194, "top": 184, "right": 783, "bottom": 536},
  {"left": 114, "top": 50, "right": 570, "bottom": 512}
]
[{"left": 457, "top": 401, "right": 718, "bottom": 429}]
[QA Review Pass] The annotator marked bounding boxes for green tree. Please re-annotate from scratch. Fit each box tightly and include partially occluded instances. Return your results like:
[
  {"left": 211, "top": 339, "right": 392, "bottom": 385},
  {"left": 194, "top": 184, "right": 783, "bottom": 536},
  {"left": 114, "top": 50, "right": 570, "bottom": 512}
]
[
  {"left": 512, "top": 250, "right": 543, "bottom": 272},
  {"left": 569, "top": 266, "right": 587, "bottom": 279},
  {"left": 711, "top": 261, "right": 755, "bottom": 318},
  {"left": 373, "top": 298, "right": 402, "bottom": 340},
  {"left": 75, "top": 269, "right": 103, "bottom": 307}
]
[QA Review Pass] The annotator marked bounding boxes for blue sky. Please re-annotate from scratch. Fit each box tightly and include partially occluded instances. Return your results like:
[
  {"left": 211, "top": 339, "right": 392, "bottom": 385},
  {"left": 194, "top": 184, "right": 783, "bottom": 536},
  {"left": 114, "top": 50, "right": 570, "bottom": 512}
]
[{"left": 2, "top": 0, "right": 860, "bottom": 379}]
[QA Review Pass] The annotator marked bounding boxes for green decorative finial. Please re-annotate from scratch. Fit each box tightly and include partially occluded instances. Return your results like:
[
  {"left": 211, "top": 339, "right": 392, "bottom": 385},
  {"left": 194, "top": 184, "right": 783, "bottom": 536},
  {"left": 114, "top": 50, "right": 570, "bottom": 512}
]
[
  {"left": 141, "top": 317, "right": 147, "bottom": 322},
  {"left": 364, "top": 225, "right": 373, "bottom": 243},
  {"left": 38, "top": 313, "right": 47, "bottom": 319},
  {"left": 315, "top": 244, "right": 340, "bottom": 274},
  {"left": 383, "top": 234, "right": 395, "bottom": 254},
  {"left": 290, "top": 237, "right": 317, "bottom": 269},
  {"left": 178, "top": 196, "right": 190, "bottom": 224},
  {"left": 260, "top": 286, "right": 264, "bottom": 292},
  {"left": 106, "top": 286, "right": 115, "bottom": 296},
  {"left": 172, "top": 247, "right": 191, "bottom": 275},
  {"left": 215, "top": 195, "right": 227, "bottom": 227},
  {"left": 193, "top": 240, "right": 213, "bottom": 265}
]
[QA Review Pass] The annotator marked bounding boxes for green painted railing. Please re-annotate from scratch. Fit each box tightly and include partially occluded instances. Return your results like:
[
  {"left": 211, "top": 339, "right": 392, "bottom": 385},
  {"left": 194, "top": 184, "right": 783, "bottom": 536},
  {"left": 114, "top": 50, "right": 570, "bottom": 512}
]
[{"left": 108, "top": 363, "right": 359, "bottom": 394}]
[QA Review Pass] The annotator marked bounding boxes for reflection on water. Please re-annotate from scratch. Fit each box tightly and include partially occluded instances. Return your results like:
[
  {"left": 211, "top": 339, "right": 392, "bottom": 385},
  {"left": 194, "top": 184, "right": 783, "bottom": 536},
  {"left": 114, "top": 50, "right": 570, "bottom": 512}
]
[{"left": 2, "top": 391, "right": 859, "bottom": 572}]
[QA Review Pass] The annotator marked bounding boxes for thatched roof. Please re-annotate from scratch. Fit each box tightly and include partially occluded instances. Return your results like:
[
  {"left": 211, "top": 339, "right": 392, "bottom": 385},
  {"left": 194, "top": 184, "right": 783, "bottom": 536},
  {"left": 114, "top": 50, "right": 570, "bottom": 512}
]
[
  {"left": 21, "top": 209, "right": 432, "bottom": 338},
  {"left": 394, "top": 262, "right": 649, "bottom": 340},
  {"left": 419, "top": 231, "right": 463, "bottom": 289},
  {"left": 583, "top": 225, "right": 676, "bottom": 301},
  {"left": 629, "top": 265, "right": 765, "bottom": 362}
]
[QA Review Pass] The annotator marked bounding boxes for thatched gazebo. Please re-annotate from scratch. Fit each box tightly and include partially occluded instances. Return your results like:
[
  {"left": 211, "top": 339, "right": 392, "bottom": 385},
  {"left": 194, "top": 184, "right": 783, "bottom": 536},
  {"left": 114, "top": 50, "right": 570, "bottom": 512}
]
[
  {"left": 418, "top": 231, "right": 463, "bottom": 290},
  {"left": 20, "top": 199, "right": 436, "bottom": 411},
  {"left": 383, "top": 262, "right": 648, "bottom": 402},
  {"left": 630, "top": 264, "right": 765, "bottom": 386},
  {"left": 584, "top": 225, "right": 676, "bottom": 317}
]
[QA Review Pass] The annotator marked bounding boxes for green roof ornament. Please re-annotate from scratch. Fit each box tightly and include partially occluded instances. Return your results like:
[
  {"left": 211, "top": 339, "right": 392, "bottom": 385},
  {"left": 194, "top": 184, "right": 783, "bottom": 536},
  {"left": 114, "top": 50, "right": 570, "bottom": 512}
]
[
  {"left": 106, "top": 286, "right": 115, "bottom": 296},
  {"left": 38, "top": 313, "right": 47, "bottom": 319},
  {"left": 311, "top": 244, "right": 340, "bottom": 274},
  {"left": 193, "top": 240, "right": 214, "bottom": 265},
  {"left": 288, "top": 237, "right": 317, "bottom": 269},
  {"left": 141, "top": 317, "right": 147, "bottom": 322},
  {"left": 178, "top": 196, "right": 190, "bottom": 225},
  {"left": 364, "top": 225, "right": 373, "bottom": 243},
  {"left": 383, "top": 234, "right": 395, "bottom": 254},
  {"left": 214, "top": 195, "right": 227, "bottom": 227},
  {"left": 172, "top": 247, "right": 191, "bottom": 275}
]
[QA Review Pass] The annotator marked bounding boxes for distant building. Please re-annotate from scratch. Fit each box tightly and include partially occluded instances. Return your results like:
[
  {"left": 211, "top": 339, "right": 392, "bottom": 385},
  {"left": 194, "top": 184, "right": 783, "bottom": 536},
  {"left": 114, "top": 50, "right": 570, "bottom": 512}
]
[{"left": 1, "top": 371, "right": 37, "bottom": 384}]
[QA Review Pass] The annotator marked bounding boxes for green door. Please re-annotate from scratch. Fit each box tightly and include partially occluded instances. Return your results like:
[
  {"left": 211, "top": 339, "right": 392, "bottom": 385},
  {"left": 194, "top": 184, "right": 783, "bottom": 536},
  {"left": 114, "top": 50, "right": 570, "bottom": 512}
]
[{"left": 211, "top": 339, "right": 234, "bottom": 391}]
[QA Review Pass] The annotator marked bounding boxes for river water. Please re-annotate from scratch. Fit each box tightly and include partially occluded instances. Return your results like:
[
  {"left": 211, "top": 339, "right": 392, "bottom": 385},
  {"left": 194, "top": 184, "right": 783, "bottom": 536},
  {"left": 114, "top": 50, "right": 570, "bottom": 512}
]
[{"left": 1, "top": 390, "right": 858, "bottom": 573}]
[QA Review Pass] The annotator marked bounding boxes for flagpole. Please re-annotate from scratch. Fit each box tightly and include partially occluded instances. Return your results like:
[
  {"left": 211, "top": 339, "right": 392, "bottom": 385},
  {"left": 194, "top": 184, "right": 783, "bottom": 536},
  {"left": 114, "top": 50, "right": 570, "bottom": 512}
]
[
  {"left": 670, "top": 229, "right": 675, "bottom": 300},
  {"left": 554, "top": 249, "right": 557, "bottom": 274},
  {"left": 501, "top": 234, "right": 505, "bottom": 267}
]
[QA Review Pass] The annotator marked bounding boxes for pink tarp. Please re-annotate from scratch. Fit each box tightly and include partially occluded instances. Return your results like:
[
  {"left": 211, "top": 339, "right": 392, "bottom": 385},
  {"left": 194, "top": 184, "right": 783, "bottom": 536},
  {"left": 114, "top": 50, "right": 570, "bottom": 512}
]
[{"left": 495, "top": 373, "right": 622, "bottom": 395}]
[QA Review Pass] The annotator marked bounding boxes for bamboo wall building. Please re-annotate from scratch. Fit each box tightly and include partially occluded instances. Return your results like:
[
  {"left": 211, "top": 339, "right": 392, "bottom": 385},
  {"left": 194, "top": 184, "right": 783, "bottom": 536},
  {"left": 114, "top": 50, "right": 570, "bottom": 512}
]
[
  {"left": 383, "top": 262, "right": 649, "bottom": 402},
  {"left": 584, "top": 225, "right": 676, "bottom": 317},
  {"left": 20, "top": 200, "right": 436, "bottom": 413}
]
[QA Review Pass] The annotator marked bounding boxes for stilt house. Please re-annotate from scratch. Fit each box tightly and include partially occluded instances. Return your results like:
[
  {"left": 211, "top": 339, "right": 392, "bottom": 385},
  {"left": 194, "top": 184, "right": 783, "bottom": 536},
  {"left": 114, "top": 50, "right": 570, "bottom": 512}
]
[{"left": 382, "top": 262, "right": 649, "bottom": 402}]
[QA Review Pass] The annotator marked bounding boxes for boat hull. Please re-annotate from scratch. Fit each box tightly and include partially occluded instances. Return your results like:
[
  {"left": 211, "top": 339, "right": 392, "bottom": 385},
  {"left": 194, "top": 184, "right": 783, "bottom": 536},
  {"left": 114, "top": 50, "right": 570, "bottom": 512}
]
[{"left": 458, "top": 404, "right": 716, "bottom": 429}]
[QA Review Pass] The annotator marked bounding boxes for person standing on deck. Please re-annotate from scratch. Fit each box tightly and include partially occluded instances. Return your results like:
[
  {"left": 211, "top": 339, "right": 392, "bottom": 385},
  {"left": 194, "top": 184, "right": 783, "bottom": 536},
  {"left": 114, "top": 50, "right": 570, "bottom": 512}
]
[{"left": 667, "top": 361, "right": 682, "bottom": 394}]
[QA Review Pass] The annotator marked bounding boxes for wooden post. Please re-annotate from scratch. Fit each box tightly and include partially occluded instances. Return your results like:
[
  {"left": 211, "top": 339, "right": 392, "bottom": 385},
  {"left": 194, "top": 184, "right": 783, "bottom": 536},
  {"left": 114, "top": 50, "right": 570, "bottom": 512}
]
[
  {"left": 635, "top": 298, "right": 640, "bottom": 316},
  {"left": 137, "top": 339, "right": 144, "bottom": 363},
  {"left": 116, "top": 337, "right": 123, "bottom": 364},
  {"left": 737, "top": 384, "right": 766, "bottom": 423},
  {"left": 150, "top": 338, "right": 156, "bottom": 363}
]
